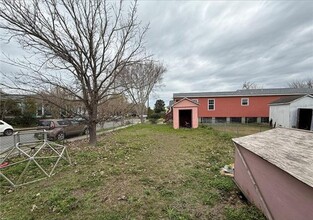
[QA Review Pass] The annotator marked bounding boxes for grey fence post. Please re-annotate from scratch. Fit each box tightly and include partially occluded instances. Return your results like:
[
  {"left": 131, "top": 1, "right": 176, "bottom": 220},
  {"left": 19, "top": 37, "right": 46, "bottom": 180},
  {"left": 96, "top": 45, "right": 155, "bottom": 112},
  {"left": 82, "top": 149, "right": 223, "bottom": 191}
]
[{"left": 44, "top": 129, "right": 47, "bottom": 142}]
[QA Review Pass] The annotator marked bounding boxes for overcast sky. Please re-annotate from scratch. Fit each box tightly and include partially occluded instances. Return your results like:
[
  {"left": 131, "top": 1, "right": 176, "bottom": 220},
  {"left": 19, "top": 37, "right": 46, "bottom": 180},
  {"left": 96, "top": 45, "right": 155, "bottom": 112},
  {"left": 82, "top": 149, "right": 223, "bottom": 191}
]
[
  {"left": 1, "top": 1, "right": 313, "bottom": 107},
  {"left": 137, "top": 1, "right": 313, "bottom": 106}
]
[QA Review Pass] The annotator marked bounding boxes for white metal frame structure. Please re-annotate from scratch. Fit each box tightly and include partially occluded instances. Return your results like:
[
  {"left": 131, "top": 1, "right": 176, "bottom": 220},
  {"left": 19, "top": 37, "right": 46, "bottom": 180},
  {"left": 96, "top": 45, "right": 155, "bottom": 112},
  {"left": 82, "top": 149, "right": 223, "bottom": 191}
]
[{"left": 0, "top": 130, "right": 71, "bottom": 187}]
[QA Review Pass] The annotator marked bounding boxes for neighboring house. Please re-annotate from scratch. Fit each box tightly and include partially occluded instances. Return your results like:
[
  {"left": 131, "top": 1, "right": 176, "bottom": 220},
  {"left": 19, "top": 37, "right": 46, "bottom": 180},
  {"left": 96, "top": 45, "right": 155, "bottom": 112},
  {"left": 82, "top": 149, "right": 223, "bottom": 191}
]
[
  {"left": 171, "top": 88, "right": 313, "bottom": 126},
  {"left": 0, "top": 91, "right": 53, "bottom": 118},
  {"left": 165, "top": 100, "right": 174, "bottom": 123},
  {"left": 269, "top": 95, "right": 313, "bottom": 130},
  {"left": 0, "top": 91, "right": 85, "bottom": 118},
  {"left": 0, "top": 91, "right": 32, "bottom": 117}
]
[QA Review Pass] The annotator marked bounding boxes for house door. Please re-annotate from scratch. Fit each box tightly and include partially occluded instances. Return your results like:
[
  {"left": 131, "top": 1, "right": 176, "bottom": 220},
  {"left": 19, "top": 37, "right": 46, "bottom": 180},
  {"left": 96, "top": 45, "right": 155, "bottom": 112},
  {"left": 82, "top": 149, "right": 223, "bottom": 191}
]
[
  {"left": 298, "top": 108, "right": 313, "bottom": 130},
  {"left": 179, "top": 109, "right": 192, "bottom": 128}
]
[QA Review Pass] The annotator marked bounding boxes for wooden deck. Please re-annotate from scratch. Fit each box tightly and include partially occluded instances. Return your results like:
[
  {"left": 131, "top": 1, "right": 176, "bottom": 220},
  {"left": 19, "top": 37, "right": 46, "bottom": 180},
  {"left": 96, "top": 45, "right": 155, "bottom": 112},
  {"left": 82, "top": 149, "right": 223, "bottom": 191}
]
[{"left": 233, "top": 128, "right": 313, "bottom": 188}]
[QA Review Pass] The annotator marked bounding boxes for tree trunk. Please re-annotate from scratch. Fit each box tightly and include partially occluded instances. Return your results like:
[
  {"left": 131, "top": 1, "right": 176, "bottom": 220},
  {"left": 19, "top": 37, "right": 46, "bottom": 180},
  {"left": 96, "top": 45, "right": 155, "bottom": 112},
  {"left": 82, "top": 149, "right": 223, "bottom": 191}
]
[
  {"left": 140, "top": 114, "right": 144, "bottom": 123},
  {"left": 88, "top": 107, "right": 98, "bottom": 146},
  {"left": 138, "top": 106, "right": 146, "bottom": 124},
  {"left": 140, "top": 109, "right": 145, "bottom": 124},
  {"left": 89, "top": 121, "right": 97, "bottom": 146}
]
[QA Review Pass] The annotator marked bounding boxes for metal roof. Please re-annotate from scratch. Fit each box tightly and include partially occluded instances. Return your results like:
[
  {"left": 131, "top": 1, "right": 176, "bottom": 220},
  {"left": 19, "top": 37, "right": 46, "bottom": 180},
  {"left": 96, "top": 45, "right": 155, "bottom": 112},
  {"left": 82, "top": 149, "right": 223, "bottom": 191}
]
[
  {"left": 173, "top": 88, "right": 313, "bottom": 98},
  {"left": 0, "top": 93, "right": 27, "bottom": 100},
  {"left": 269, "top": 95, "right": 304, "bottom": 105},
  {"left": 233, "top": 128, "right": 313, "bottom": 188},
  {"left": 269, "top": 94, "right": 313, "bottom": 105}
]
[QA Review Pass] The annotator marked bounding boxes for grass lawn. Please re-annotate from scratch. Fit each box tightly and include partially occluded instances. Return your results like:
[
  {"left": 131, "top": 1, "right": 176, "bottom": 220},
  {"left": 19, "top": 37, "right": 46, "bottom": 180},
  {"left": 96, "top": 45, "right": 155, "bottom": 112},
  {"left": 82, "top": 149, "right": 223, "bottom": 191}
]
[{"left": 0, "top": 124, "right": 265, "bottom": 220}]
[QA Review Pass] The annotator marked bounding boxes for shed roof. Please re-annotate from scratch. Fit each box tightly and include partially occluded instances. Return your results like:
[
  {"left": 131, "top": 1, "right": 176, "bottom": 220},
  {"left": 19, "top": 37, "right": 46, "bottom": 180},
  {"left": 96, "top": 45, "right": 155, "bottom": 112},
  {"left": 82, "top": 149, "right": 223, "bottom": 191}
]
[
  {"left": 269, "top": 95, "right": 304, "bottom": 105},
  {"left": 269, "top": 94, "right": 313, "bottom": 105},
  {"left": 174, "top": 88, "right": 313, "bottom": 98},
  {"left": 233, "top": 128, "right": 313, "bottom": 187}
]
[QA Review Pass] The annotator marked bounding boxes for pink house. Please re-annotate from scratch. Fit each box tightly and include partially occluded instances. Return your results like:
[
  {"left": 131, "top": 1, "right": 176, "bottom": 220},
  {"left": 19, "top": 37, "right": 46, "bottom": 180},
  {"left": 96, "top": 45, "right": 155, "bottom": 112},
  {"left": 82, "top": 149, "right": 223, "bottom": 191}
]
[{"left": 172, "top": 98, "right": 199, "bottom": 129}]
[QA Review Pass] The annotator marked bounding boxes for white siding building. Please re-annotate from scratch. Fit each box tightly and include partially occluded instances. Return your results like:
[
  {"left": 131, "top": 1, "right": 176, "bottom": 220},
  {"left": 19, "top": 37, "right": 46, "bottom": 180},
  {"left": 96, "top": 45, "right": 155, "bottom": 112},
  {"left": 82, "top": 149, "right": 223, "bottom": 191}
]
[{"left": 269, "top": 95, "right": 313, "bottom": 130}]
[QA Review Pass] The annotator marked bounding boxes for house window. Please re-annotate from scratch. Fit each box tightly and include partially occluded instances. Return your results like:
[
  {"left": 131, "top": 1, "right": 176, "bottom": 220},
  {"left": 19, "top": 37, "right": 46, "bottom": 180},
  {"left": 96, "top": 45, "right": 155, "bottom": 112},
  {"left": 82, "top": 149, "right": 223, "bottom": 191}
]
[
  {"left": 201, "top": 117, "right": 212, "bottom": 123},
  {"left": 208, "top": 99, "right": 215, "bottom": 110},
  {"left": 261, "top": 117, "right": 269, "bottom": 123},
  {"left": 241, "top": 98, "right": 249, "bottom": 106},
  {"left": 245, "top": 117, "right": 257, "bottom": 123},
  {"left": 37, "top": 105, "right": 43, "bottom": 116},
  {"left": 230, "top": 117, "right": 241, "bottom": 123},
  {"left": 216, "top": 117, "right": 226, "bottom": 123},
  {"left": 191, "top": 99, "right": 198, "bottom": 104}
]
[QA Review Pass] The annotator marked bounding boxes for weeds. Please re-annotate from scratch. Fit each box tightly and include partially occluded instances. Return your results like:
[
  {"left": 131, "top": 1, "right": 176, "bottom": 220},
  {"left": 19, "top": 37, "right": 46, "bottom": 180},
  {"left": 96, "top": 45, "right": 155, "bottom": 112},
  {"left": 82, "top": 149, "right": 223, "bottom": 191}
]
[{"left": 0, "top": 124, "right": 265, "bottom": 220}]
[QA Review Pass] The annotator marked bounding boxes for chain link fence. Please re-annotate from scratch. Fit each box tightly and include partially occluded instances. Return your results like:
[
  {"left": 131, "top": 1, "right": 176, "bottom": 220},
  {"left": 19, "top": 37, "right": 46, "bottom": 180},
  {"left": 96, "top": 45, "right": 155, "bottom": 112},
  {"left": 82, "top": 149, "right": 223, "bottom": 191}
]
[
  {"left": 1, "top": 118, "right": 140, "bottom": 153},
  {"left": 1, "top": 128, "right": 48, "bottom": 153},
  {"left": 200, "top": 122, "right": 271, "bottom": 137}
]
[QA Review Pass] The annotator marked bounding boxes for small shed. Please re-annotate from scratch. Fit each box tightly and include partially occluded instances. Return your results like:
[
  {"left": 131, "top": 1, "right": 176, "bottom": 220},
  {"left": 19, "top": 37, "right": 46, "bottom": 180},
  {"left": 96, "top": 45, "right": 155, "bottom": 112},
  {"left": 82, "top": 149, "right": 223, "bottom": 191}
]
[
  {"left": 233, "top": 128, "right": 313, "bottom": 220},
  {"left": 172, "top": 98, "right": 199, "bottom": 129},
  {"left": 269, "top": 94, "right": 313, "bottom": 130}
]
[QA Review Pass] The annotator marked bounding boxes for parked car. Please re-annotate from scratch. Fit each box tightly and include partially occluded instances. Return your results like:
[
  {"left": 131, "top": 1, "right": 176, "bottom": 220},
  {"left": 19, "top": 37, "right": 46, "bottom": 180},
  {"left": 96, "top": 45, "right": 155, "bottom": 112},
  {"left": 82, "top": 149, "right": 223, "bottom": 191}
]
[
  {"left": 35, "top": 119, "right": 89, "bottom": 141},
  {"left": 0, "top": 120, "right": 14, "bottom": 136}
]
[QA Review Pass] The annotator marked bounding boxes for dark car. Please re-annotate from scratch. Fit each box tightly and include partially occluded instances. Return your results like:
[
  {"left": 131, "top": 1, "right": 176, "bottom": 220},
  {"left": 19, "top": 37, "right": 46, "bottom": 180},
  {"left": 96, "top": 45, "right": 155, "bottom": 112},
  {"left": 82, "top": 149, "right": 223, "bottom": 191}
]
[{"left": 35, "top": 119, "right": 88, "bottom": 141}]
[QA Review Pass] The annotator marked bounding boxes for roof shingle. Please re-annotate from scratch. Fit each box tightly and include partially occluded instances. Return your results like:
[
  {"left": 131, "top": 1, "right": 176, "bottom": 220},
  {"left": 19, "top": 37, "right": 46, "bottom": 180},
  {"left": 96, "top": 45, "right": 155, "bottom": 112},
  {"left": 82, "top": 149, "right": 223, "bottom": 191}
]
[{"left": 233, "top": 128, "right": 313, "bottom": 187}]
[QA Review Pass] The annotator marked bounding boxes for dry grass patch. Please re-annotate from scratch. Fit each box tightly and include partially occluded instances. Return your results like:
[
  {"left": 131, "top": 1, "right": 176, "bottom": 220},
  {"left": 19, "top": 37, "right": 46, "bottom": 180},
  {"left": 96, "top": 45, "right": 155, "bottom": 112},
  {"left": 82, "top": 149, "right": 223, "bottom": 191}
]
[{"left": 0, "top": 124, "right": 265, "bottom": 220}]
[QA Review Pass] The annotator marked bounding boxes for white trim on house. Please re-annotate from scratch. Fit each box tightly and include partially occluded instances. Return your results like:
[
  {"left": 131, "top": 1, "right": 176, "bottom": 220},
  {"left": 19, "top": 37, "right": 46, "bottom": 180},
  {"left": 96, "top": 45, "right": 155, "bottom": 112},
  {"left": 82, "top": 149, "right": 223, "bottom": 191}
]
[
  {"left": 208, "top": 99, "right": 215, "bottom": 111},
  {"left": 241, "top": 98, "right": 249, "bottom": 106},
  {"left": 191, "top": 99, "right": 199, "bottom": 104}
]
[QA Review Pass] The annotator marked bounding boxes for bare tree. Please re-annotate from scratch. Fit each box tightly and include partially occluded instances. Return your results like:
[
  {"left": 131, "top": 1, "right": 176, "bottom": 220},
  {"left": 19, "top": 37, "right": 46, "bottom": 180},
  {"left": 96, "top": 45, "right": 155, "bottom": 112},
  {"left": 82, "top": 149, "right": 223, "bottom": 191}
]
[
  {"left": 242, "top": 81, "right": 262, "bottom": 89},
  {"left": 120, "top": 61, "right": 166, "bottom": 123},
  {"left": 288, "top": 79, "right": 313, "bottom": 88},
  {"left": 38, "top": 86, "right": 86, "bottom": 118},
  {"left": 98, "top": 93, "right": 130, "bottom": 127},
  {"left": 0, "top": 0, "right": 148, "bottom": 145}
]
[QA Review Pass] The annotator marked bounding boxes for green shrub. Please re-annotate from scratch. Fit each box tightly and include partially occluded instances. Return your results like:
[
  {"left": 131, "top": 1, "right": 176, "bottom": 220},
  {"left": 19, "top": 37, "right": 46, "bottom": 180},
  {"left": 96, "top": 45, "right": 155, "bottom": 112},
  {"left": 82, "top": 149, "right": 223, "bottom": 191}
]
[
  {"left": 148, "top": 113, "right": 161, "bottom": 124},
  {"left": 19, "top": 114, "right": 37, "bottom": 127},
  {"left": 149, "top": 118, "right": 158, "bottom": 124},
  {"left": 149, "top": 113, "right": 161, "bottom": 119},
  {"left": 5, "top": 114, "right": 37, "bottom": 127}
]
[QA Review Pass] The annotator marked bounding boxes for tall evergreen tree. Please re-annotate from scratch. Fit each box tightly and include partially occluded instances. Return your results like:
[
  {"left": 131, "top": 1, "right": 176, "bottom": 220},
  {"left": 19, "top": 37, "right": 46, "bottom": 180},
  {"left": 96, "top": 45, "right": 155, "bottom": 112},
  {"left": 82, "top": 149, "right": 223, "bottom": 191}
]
[{"left": 154, "top": 99, "right": 165, "bottom": 113}]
